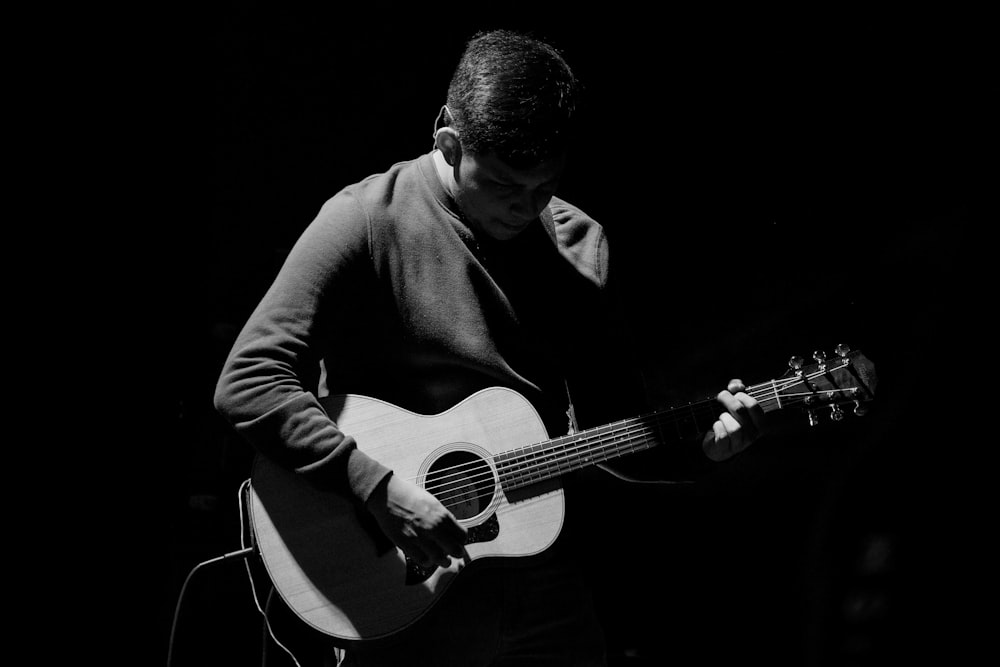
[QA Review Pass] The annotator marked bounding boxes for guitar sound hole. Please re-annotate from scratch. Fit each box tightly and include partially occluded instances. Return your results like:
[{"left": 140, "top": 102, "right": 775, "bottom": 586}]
[{"left": 425, "top": 450, "right": 495, "bottom": 520}]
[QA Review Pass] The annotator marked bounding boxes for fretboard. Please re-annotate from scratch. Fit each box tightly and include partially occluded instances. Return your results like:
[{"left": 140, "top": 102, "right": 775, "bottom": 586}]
[
  {"left": 490, "top": 372, "right": 819, "bottom": 492},
  {"left": 491, "top": 352, "right": 870, "bottom": 491},
  {"left": 493, "top": 403, "right": 711, "bottom": 491}
]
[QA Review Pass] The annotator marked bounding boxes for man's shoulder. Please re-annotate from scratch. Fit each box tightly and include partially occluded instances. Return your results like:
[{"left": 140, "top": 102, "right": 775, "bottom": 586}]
[
  {"left": 327, "top": 154, "right": 445, "bottom": 229},
  {"left": 339, "top": 155, "right": 426, "bottom": 202}
]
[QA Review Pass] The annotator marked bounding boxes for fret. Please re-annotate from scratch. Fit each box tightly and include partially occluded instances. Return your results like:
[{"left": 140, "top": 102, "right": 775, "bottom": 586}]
[
  {"left": 504, "top": 350, "right": 869, "bottom": 503},
  {"left": 665, "top": 404, "right": 704, "bottom": 440},
  {"left": 496, "top": 417, "right": 663, "bottom": 492},
  {"left": 770, "top": 379, "right": 782, "bottom": 410}
]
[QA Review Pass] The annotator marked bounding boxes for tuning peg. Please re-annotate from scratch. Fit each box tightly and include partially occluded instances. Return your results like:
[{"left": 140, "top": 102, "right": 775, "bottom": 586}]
[
  {"left": 853, "top": 399, "right": 868, "bottom": 417},
  {"left": 835, "top": 343, "right": 851, "bottom": 359},
  {"left": 830, "top": 403, "right": 844, "bottom": 422},
  {"left": 789, "top": 356, "right": 804, "bottom": 373},
  {"left": 813, "top": 350, "right": 827, "bottom": 371},
  {"left": 807, "top": 409, "right": 819, "bottom": 427}
]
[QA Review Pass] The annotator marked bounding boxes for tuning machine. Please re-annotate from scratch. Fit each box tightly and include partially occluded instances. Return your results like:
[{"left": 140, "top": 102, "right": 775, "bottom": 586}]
[
  {"left": 813, "top": 350, "right": 827, "bottom": 371},
  {"left": 789, "top": 355, "right": 805, "bottom": 376}
]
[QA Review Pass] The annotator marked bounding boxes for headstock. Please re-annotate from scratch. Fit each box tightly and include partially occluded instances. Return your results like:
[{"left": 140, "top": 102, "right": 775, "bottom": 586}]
[{"left": 755, "top": 344, "right": 877, "bottom": 426}]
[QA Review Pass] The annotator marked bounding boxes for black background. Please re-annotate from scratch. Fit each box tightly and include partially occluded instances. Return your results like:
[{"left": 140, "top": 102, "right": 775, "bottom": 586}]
[{"left": 151, "top": 5, "right": 983, "bottom": 666}]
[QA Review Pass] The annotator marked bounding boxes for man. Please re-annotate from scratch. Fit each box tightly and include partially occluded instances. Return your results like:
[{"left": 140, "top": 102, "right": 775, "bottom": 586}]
[{"left": 215, "top": 29, "right": 763, "bottom": 666}]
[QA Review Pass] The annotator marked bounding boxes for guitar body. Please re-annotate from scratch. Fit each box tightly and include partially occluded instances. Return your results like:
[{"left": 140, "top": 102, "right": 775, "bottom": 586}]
[{"left": 248, "top": 387, "right": 564, "bottom": 642}]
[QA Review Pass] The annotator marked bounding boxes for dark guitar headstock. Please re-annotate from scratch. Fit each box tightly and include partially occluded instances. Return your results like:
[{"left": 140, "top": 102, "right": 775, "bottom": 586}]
[{"left": 758, "top": 344, "right": 877, "bottom": 426}]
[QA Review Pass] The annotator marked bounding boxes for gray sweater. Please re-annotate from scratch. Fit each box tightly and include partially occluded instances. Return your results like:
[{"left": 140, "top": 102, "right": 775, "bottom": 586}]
[{"left": 214, "top": 152, "right": 624, "bottom": 503}]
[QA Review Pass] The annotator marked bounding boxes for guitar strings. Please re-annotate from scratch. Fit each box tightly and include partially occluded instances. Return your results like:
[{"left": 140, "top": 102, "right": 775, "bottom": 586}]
[
  {"left": 408, "top": 377, "right": 785, "bottom": 490},
  {"left": 427, "top": 416, "right": 671, "bottom": 499},
  {"left": 417, "top": 404, "right": 712, "bottom": 497},
  {"left": 427, "top": 421, "right": 662, "bottom": 504},
  {"left": 413, "top": 372, "right": 837, "bottom": 500},
  {"left": 426, "top": 387, "right": 855, "bottom": 509},
  {"left": 420, "top": 370, "right": 857, "bottom": 507},
  {"left": 430, "top": 426, "right": 664, "bottom": 507},
  {"left": 409, "top": 366, "right": 844, "bottom": 494},
  {"left": 425, "top": 386, "right": 787, "bottom": 506},
  {"left": 431, "top": 409, "right": 757, "bottom": 508}
]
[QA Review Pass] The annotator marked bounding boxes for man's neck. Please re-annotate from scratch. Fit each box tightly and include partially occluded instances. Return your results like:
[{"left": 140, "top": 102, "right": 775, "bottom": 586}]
[{"left": 431, "top": 149, "right": 456, "bottom": 199}]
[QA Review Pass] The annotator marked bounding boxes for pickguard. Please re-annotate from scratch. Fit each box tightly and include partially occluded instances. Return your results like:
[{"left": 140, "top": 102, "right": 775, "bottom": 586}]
[{"left": 405, "top": 513, "right": 500, "bottom": 585}]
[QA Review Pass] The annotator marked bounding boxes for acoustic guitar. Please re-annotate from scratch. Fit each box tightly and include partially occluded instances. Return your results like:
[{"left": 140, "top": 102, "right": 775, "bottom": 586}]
[{"left": 247, "top": 345, "right": 876, "bottom": 641}]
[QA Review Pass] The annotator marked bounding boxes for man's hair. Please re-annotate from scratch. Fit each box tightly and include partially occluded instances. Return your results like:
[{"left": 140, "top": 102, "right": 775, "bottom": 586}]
[{"left": 445, "top": 30, "right": 581, "bottom": 169}]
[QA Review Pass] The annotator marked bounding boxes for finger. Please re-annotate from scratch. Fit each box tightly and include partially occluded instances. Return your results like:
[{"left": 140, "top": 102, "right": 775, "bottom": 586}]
[
  {"left": 416, "top": 536, "right": 451, "bottom": 569},
  {"left": 733, "top": 390, "right": 765, "bottom": 435},
  {"left": 717, "top": 388, "right": 759, "bottom": 441},
  {"left": 716, "top": 389, "right": 742, "bottom": 416},
  {"left": 401, "top": 539, "right": 434, "bottom": 569},
  {"left": 437, "top": 517, "right": 468, "bottom": 558},
  {"left": 727, "top": 378, "right": 746, "bottom": 394},
  {"left": 417, "top": 503, "right": 466, "bottom": 557},
  {"left": 712, "top": 419, "right": 729, "bottom": 444},
  {"left": 710, "top": 418, "right": 734, "bottom": 459},
  {"left": 719, "top": 412, "right": 741, "bottom": 437},
  {"left": 718, "top": 413, "right": 745, "bottom": 454}
]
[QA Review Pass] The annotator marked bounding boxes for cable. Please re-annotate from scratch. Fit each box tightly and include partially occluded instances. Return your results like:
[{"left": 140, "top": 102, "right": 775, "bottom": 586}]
[
  {"left": 166, "top": 480, "right": 263, "bottom": 667},
  {"left": 237, "top": 480, "right": 304, "bottom": 667},
  {"left": 166, "top": 542, "right": 254, "bottom": 667}
]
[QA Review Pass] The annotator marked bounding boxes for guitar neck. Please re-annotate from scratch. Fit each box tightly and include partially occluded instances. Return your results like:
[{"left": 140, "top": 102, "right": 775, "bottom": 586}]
[
  {"left": 494, "top": 399, "right": 718, "bottom": 491},
  {"left": 493, "top": 356, "right": 866, "bottom": 491}
]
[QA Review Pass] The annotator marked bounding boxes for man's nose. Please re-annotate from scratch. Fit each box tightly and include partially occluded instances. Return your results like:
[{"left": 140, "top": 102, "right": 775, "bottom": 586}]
[{"left": 511, "top": 191, "right": 551, "bottom": 220}]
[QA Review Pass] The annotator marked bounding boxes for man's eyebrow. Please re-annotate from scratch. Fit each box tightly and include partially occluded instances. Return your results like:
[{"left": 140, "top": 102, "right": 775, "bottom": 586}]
[
  {"left": 485, "top": 167, "right": 520, "bottom": 185},
  {"left": 490, "top": 174, "right": 519, "bottom": 186},
  {"left": 491, "top": 172, "right": 559, "bottom": 188}
]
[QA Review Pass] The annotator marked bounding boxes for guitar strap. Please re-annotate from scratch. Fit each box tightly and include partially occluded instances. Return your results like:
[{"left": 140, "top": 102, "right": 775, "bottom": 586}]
[
  {"left": 564, "top": 379, "right": 579, "bottom": 435},
  {"left": 538, "top": 204, "right": 581, "bottom": 437},
  {"left": 538, "top": 205, "right": 688, "bottom": 484}
]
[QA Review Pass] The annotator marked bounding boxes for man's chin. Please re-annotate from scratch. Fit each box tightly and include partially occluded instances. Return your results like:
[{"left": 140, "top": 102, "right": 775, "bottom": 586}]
[
  {"left": 486, "top": 218, "right": 532, "bottom": 240},
  {"left": 463, "top": 207, "right": 533, "bottom": 241}
]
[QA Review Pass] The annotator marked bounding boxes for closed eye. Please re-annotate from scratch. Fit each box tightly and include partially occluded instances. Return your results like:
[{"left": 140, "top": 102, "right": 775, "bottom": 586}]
[{"left": 491, "top": 182, "right": 521, "bottom": 198}]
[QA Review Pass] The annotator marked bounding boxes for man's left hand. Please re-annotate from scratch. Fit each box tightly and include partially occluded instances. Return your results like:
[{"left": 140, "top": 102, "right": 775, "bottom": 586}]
[{"left": 702, "top": 379, "right": 765, "bottom": 461}]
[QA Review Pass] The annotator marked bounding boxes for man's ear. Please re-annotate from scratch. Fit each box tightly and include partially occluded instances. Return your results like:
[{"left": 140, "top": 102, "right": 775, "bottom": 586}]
[{"left": 435, "top": 127, "right": 462, "bottom": 167}]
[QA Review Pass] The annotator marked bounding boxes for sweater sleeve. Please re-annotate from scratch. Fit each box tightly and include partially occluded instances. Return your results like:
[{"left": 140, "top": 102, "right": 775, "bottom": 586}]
[{"left": 213, "top": 192, "right": 392, "bottom": 502}]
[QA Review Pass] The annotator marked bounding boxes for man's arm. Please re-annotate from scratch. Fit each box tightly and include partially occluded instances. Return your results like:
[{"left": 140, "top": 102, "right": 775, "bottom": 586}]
[
  {"left": 213, "top": 192, "right": 466, "bottom": 569},
  {"left": 213, "top": 192, "right": 391, "bottom": 502}
]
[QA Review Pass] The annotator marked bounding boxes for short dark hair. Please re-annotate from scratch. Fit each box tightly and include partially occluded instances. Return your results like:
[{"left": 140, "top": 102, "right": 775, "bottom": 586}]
[{"left": 445, "top": 30, "right": 581, "bottom": 169}]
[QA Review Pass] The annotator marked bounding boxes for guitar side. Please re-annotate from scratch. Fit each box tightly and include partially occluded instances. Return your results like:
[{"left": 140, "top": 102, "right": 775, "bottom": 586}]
[{"left": 248, "top": 387, "right": 565, "bottom": 641}]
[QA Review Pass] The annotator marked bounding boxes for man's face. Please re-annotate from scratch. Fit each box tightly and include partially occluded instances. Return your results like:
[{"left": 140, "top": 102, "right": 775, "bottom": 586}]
[{"left": 452, "top": 150, "right": 565, "bottom": 241}]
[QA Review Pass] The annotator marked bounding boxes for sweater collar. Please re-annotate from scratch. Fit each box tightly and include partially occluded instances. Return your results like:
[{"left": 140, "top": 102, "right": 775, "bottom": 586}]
[{"left": 418, "top": 150, "right": 462, "bottom": 221}]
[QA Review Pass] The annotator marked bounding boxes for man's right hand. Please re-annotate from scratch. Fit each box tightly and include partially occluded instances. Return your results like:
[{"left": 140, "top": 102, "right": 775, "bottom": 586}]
[{"left": 365, "top": 474, "right": 468, "bottom": 570}]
